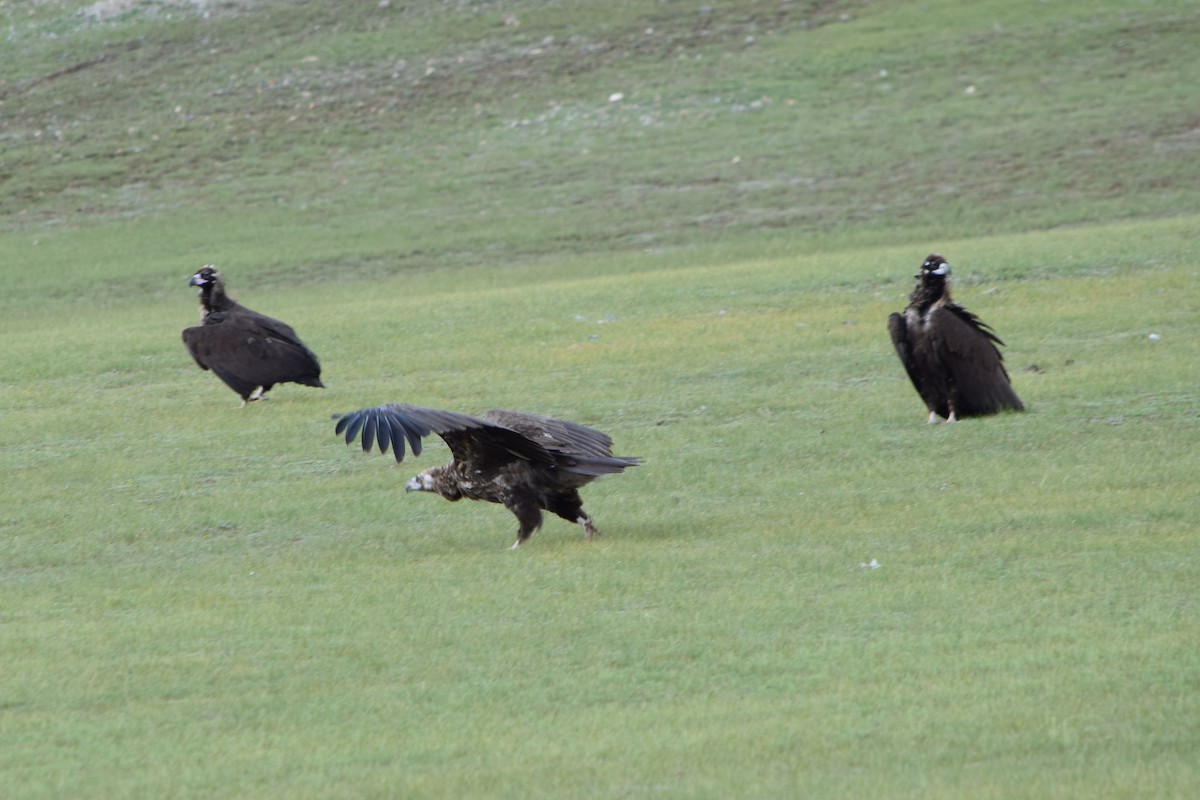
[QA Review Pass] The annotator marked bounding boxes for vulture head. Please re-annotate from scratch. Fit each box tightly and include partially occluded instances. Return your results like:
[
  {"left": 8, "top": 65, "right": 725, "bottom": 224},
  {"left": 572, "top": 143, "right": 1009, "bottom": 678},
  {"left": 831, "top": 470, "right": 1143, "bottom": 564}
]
[
  {"left": 918, "top": 253, "right": 950, "bottom": 279},
  {"left": 189, "top": 265, "right": 222, "bottom": 306},
  {"left": 405, "top": 472, "right": 436, "bottom": 494},
  {"left": 188, "top": 265, "right": 220, "bottom": 290},
  {"left": 187, "top": 265, "right": 234, "bottom": 316},
  {"left": 911, "top": 254, "right": 952, "bottom": 309}
]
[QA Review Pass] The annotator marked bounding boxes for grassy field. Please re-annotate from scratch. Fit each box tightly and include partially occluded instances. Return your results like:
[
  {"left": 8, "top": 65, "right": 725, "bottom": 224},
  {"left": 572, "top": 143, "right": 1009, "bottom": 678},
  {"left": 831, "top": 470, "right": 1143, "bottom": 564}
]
[{"left": 3, "top": 0, "right": 1199, "bottom": 797}]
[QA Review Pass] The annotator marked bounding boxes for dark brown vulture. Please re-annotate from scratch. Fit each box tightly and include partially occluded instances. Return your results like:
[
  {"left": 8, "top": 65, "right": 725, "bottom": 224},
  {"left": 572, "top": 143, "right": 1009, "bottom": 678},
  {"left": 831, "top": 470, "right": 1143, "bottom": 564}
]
[
  {"left": 182, "top": 266, "right": 324, "bottom": 405},
  {"left": 888, "top": 254, "right": 1024, "bottom": 423},
  {"left": 333, "top": 403, "right": 641, "bottom": 548}
]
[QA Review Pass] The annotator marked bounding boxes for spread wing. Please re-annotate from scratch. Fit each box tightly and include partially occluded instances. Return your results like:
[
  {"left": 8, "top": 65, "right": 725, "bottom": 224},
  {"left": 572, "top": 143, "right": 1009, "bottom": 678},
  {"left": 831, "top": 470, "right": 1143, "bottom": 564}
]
[
  {"left": 929, "top": 305, "right": 1024, "bottom": 415},
  {"left": 334, "top": 404, "right": 640, "bottom": 476},
  {"left": 333, "top": 403, "right": 556, "bottom": 470},
  {"left": 182, "top": 311, "right": 323, "bottom": 395}
]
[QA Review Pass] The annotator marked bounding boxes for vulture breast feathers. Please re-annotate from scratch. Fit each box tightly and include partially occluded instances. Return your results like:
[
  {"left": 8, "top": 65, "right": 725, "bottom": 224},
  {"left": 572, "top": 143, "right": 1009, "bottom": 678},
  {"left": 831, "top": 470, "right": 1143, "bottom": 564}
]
[
  {"left": 181, "top": 266, "right": 323, "bottom": 404},
  {"left": 334, "top": 403, "right": 641, "bottom": 548},
  {"left": 888, "top": 254, "right": 1024, "bottom": 423}
]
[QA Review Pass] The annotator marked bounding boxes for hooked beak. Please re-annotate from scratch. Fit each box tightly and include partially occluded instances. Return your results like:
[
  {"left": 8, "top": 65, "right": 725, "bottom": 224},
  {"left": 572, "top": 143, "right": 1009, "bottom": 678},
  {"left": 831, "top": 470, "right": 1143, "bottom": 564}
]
[
  {"left": 188, "top": 274, "right": 207, "bottom": 287},
  {"left": 404, "top": 476, "right": 423, "bottom": 493}
]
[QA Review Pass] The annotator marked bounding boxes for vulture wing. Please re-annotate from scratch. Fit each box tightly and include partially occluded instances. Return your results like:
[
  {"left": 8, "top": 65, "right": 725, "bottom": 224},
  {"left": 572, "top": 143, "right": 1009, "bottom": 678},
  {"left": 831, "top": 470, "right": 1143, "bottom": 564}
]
[
  {"left": 233, "top": 308, "right": 310, "bottom": 351},
  {"left": 929, "top": 305, "right": 1024, "bottom": 415},
  {"left": 484, "top": 409, "right": 639, "bottom": 476},
  {"left": 182, "top": 311, "right": 323, "bottom": 398},
  {"left": 335, "top": 404, "right": 640, "bottom": 477},
  {"left": 484, "top": 410, "right": 615, "bottom": 457},
  {"left": 887, "top": 311, "right": 944, "bottom": 414}
]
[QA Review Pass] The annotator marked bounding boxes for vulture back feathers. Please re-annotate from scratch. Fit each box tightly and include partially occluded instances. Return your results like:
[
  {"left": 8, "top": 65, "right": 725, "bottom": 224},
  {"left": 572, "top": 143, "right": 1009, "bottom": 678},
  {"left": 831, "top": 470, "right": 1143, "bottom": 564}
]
[
  {"left": 182, "top": 266, "right": 324, "bottom": 404},
  {"left": 334, "top": 403, "right": 641, "bottom": 548},
  {"left": 888, "top": 254, "right": 1024, "bottom": 422}
]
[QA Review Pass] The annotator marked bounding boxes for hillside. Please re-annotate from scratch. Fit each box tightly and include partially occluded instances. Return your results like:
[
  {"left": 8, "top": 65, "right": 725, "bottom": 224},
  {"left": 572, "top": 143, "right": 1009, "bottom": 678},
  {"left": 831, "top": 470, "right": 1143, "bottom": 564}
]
[{"left": 4, "top": 0, "right": 1197, "bottom": 283}]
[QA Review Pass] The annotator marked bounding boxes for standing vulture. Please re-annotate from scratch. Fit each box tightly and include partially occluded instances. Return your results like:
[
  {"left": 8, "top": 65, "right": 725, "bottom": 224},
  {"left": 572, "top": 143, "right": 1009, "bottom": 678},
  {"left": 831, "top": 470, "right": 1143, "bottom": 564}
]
[
  {"left": 333, "top": 403, "right": 641, "bottom": 548},
  {"left": 182, "top": 265, "right": 324, "bottom": 405},
  {"left": 888, "top": 254, "right": 1024, "bottom": 423}
]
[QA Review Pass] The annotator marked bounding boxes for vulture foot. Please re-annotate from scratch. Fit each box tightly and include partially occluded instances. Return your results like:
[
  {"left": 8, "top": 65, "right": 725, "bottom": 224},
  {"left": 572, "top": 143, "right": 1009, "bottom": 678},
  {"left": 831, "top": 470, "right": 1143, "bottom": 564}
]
[
  {"left": 239, "top": 387, "right": 269, "bottom": 407},
  {"left": 579, "top": 516, "right": 599, "bottom": 540}
]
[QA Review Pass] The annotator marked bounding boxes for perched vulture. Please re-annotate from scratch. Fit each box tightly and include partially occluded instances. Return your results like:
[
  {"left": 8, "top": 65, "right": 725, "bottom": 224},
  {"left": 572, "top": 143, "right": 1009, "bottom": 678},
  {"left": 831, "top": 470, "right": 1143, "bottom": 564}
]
[
  {"left": 333, "top": 403, "right": 641, "bottom": 548},
  {"left": 888, "top": 254, "right": 1024, "bottom": 423},
  {"left": 182, "top": 266, "right": 324, "bottom": 405}
]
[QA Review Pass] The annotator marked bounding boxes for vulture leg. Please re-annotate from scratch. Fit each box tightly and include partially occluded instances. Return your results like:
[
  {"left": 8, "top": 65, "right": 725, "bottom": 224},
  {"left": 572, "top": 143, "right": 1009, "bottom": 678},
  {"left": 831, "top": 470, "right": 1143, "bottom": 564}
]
[
  {"left": 505, "top": 495, "right": 544, "bottom": 549},
  {"left": 548, "top": 491, "right": 597, "bottom": 540}
]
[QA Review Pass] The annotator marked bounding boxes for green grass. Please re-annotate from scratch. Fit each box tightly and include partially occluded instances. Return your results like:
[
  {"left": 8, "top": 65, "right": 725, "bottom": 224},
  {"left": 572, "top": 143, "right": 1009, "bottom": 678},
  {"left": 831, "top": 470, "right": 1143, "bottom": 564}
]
[{"left": 3, "top": 0, "right": 1199, "bottom": 797}]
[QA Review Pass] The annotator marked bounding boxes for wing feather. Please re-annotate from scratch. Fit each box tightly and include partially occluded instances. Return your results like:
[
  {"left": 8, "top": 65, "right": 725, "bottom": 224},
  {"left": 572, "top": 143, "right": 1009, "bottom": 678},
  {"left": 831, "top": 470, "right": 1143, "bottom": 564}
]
[
  {"left": 361, "top": 413, "right": 377, "bottom": 454},
  {"left": 338, "top": 413, "right": 365, "bottom": 445},
  {"left": 373, "top": 413, "right": 392, "bottom": 456}
]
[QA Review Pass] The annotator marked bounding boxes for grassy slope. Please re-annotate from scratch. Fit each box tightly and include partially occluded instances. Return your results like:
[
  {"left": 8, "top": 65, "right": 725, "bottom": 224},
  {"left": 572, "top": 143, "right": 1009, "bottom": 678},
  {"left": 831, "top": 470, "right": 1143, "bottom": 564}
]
[
  {"left": 4, "top": 0, "right": 1199, "bottom": 284},
  {"left": 3, "top": 1, "right": 1199, "bottom": 797}
]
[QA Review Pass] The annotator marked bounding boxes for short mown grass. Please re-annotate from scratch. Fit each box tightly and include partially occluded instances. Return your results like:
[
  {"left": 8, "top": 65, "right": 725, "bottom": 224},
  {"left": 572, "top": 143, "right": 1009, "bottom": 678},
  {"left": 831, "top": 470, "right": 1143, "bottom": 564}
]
[
  {"left": 4, "top": 218, "right": 1198, "bottom": 797},
  {"left": 3, "top": 0, "right": 1199, "bottom": 797}
]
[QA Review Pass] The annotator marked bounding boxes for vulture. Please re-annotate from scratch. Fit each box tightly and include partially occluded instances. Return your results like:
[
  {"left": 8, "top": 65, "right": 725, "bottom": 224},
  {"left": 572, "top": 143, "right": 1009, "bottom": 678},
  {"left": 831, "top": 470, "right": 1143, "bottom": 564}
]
[
  {"left": 181, "top": 266, "right": 324, "bottom": 405},
  {"left": 333, "top": 403, "right": 641, "bottom": 548},
  {"left": 888, "top": 254, "right": 1024, "bottom": 423}
]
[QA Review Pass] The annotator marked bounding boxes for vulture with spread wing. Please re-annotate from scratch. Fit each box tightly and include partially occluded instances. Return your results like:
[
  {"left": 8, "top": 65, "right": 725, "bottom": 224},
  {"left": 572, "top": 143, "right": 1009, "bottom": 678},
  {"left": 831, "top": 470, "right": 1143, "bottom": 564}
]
[
  {"left": 334, "top": 403, "right": 641, "bottom": 548},
  {"left": 888, "top": 254, "right": 1024, "bottom": 423},
  {"left": 182, "top": 266, "right": 324, "bottom": 405}
]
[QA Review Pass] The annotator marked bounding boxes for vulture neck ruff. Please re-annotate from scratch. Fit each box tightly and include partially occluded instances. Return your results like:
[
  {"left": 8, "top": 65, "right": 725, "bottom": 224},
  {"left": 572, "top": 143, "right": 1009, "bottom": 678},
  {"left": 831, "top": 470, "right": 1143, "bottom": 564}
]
[
  {"left": 911, "top": 274, "right": 951, "bottom": 320},
  {"left": 198, "top": 279, "right": 238, "bottom": 318}
]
